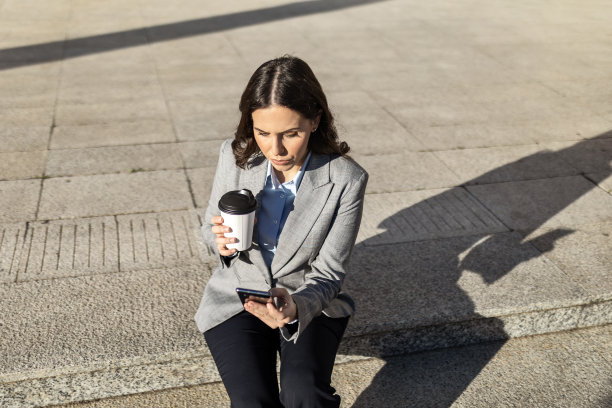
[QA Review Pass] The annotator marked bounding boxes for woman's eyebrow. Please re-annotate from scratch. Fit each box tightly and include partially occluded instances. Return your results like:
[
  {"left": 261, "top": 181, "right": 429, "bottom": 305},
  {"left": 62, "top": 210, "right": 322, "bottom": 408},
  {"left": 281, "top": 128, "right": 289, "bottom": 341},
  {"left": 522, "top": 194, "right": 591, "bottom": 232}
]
[{"left": 254, "top": 127, "right": 300, "bottom": 134}]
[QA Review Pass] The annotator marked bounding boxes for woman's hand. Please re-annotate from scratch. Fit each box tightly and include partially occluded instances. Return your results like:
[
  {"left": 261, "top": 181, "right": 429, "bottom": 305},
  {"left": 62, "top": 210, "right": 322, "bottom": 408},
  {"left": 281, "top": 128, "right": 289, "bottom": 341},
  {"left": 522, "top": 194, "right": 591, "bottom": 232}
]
[
  {"left": 210, "top": 215, "right": 237, "bottom": 257},
  {"left": 244, "top": 288, "right": 297, "bottom": 329}
]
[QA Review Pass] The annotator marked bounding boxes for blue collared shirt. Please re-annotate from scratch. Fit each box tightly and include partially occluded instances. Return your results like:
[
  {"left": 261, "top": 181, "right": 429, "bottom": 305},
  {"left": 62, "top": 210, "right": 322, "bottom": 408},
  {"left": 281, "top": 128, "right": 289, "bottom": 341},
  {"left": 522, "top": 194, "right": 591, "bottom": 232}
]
[{"left": 258, "top": 152, "right": 312, "bottom": 269}]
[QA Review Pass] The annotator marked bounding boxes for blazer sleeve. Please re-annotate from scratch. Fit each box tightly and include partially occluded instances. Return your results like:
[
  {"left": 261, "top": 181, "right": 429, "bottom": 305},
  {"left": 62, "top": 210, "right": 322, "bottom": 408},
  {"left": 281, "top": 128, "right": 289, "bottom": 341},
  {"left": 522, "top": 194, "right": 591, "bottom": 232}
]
[
  {"left": 201, "top": 139, "right": 239, "bottom": 268},
  {"left": 281, "top": 169, "right": 368, "bottom": 342}
]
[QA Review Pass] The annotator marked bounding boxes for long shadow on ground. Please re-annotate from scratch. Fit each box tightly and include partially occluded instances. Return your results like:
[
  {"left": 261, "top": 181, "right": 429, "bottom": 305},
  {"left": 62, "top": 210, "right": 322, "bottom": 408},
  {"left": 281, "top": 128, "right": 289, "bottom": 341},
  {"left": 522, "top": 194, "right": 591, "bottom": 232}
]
[
  {"left": 342, "top": 132, "right": 611, "bottom": 406},
  {"left": 0, "top": 0, "right": 388, "bottom": 71}
]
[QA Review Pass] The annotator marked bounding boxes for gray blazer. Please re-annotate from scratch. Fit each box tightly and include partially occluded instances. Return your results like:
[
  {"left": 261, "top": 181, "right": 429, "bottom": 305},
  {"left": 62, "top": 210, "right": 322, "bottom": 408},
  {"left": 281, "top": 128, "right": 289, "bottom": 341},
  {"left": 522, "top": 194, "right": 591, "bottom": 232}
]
[{"left": 194, "top": 139, "right": 368, "bottom": 341}]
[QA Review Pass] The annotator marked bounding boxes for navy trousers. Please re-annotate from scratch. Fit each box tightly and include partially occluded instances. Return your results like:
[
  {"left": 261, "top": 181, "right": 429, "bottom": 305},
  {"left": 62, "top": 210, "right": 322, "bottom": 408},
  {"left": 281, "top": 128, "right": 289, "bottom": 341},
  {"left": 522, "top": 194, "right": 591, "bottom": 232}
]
[{"left": 204, "top": 311, "right": 349, "bottom": 408}]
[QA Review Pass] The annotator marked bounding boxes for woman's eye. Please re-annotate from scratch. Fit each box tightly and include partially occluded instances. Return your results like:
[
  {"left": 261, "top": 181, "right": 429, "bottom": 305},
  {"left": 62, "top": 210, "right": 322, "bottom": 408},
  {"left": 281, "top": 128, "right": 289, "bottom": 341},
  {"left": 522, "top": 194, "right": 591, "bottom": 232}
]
[{"left": 285, "top": 132, "right": 298, "bottom": 138}]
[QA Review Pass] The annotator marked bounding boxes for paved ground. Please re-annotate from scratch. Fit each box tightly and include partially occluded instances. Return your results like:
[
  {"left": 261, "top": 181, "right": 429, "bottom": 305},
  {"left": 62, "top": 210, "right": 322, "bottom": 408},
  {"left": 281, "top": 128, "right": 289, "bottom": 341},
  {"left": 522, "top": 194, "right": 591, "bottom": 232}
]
[
  {"left": 1, "top": 0, "right": 611, "bottom": 406},
  {"left": 57, "top": 325, "right": 612, "bottom": 408}
]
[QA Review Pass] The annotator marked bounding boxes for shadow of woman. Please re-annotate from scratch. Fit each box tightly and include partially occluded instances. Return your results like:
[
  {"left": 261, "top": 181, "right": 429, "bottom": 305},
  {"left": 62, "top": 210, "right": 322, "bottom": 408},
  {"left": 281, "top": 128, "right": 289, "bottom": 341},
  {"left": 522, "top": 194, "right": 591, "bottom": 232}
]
[{"left": 340, "top": 132, "right": 611, "bottom": 406}]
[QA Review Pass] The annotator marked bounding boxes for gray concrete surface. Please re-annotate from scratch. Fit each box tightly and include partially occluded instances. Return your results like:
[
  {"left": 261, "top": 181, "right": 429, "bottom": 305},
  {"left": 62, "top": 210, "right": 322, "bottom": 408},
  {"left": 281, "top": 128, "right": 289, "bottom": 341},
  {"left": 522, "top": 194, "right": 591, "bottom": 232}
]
[
  {"left": 54, "top": 325, "right": 611, "bottom": 408},
  {"left": 1, "top": 0, "right": 611, "bottom": 406}
]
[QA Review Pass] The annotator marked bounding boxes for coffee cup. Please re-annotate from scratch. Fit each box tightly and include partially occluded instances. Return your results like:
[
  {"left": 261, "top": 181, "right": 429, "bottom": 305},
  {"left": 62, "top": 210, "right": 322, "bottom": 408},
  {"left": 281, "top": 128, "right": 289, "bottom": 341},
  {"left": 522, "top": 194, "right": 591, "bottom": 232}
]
[{"left": 218, "top": 189, "right": 257, "bottom": 251}]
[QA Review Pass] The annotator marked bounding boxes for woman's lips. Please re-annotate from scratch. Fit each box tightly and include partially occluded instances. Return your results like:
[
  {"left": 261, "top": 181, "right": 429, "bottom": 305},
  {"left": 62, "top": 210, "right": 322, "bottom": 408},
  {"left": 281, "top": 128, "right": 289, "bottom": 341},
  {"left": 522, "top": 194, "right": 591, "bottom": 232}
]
[{"left": 271, "top": 159, "right": 290, "bottom": 166}]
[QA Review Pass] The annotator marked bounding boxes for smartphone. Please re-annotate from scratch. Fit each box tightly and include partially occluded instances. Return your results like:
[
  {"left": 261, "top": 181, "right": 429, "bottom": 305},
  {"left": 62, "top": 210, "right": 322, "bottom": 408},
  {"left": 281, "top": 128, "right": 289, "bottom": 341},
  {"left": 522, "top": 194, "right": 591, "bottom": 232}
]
[{"left": 236, "top": 287, "right": 272, "bottom": 305}]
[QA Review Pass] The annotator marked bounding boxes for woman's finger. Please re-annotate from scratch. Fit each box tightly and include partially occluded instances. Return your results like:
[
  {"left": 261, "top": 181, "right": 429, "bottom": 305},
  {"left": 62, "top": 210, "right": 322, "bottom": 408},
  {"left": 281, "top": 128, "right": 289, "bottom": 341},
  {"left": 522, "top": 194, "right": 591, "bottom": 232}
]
[
  {"left": 219, "top": 247, "right": 237, "bottom": 256},
  {"left": 216, "top": 236, "right": 236, "bottom": 245},
  {"left": 266, "top": 302, "right": 284, "bottom": 319},
  {"left": 212, "top": 225, "right": 232, "bottom": 236},
  {"left": 211, "top": 215, "right": 224, "bottom": 225}
]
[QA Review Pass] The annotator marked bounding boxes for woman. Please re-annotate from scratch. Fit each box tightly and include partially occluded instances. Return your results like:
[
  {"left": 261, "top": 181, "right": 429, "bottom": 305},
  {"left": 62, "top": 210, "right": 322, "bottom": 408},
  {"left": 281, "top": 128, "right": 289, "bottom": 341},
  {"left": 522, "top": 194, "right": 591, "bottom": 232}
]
[{"left": 194, "top": 55, "right": 368, "bottom": 408}]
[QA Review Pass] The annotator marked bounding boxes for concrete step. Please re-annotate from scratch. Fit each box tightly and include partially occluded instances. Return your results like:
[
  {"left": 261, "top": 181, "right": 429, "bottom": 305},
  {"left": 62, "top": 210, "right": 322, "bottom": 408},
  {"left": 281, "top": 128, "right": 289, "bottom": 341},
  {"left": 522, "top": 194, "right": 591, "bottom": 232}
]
[
  {"left": 0, "top": 209, "right": 612, "bottom": 406},
  {"left": 53, "top": 325, "right": 611, "bottom": 408},
  {"left": 1, "top": 242, "right": 609, "bottom": 407},
  {"left": 1, "top": 209, "right": 611, "bottom": 407}
]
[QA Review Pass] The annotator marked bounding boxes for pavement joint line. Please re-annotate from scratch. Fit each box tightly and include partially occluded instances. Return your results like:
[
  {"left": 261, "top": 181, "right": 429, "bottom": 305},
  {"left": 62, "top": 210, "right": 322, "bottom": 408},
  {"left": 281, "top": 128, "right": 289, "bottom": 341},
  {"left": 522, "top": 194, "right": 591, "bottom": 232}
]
[
  {"left": 583, "top": 173, "right": 612, "bottom": 196},
  {"left": 1, "top": 208, "right": 206, "bottom": 225},
  {"left": 459, "top": 186, "right": 512, "bottom": 231},
  {"left": 0, "top": 259, "right": 211, "bottom": 286},
  {"left": 0, "top": 347, "right": 212, "bottom": 384}
]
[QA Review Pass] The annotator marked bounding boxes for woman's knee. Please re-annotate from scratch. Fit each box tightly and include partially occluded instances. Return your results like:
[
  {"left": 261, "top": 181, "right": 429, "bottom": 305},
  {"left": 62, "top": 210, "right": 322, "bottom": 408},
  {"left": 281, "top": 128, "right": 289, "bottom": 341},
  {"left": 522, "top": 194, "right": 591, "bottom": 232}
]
[{"left": 279, "top": 368, "right": 340, "bottom": 408}]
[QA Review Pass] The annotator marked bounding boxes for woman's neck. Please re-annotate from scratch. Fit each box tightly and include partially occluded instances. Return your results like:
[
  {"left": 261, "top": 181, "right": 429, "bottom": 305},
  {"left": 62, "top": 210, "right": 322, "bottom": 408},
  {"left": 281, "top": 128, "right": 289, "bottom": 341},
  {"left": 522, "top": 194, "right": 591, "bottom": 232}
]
[{"left": 274, "top": 167, "right": 298, "bottom": 184}]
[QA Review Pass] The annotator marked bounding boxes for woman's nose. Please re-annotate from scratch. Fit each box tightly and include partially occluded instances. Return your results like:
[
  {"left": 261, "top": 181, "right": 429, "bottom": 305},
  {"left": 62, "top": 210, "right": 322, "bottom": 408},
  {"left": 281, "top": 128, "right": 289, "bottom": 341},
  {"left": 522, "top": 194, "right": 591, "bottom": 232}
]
[{"left": 271, "top": 136, "right": 286, "bottom": 156}]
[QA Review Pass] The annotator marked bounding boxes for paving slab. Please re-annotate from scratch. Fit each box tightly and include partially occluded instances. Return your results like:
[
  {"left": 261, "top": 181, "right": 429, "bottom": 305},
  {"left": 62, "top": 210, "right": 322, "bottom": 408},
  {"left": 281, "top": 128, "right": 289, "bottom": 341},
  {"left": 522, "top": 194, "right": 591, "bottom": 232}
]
[
  {"left": 451, "top": 327, "right": 611, "bottom": 408},
  {"left": 338, "top": 120, "right": 424, "bottom": 155},
  {"left": 477, "top": 43, "right": 603, "bottom": 82},
  {"left": 45, "top": 144, "right": 184, "bottom": 177},
  {"left": 580, "top": 324, "right": 612, "bottom": 362},
  {"left": 587, "top": 171, "right": 612, "bottom": 193},
  {"left": 169, "top": 99, "right": 238, "bottom": 142},
  {"left": 1, "top": 210, "right": 208, "bottom": 283},
  {"left": 0, "top": 106, "right": 54, "bottom": 127},
  {"left": 177, "top": 140, "right": 223, "bottom": 169},
  {"left": 460, "top": 82, "right": 565, "bottom": 104},
  {"left": 55, "top": 100, "right": 169, "bottom": 126},
  {"left": 326, "top": 90, "right": 425, "bottom": 154},
  {"left": 520, "top": 222, "right": 612, "bottom": 299},
  {"left": 186, "top": 167, "right": 216, "bottom": 209},
  {"left": 0, "top": 0, "right": 71, "bottom": 22},
  {"left": 37, "top": 171, "right": 193, "bottom": 220},
  {"left": 476, "top": 98, "right": 596, "bottom": 127},
  {"left": 49, "top": 326, "right": 612, "bottom": 408},
  {"left": 383, "top": 100, "right": 491, "bottom": 129},
  {"left": 11, "top": 216, "right": 118, "bottom": 282},
  {"left": 0, "top": 264, "right": 210, "bottom": 379},
  {"left": 0, "top": 72, "right": 57, "bottom": 108},
  {"left": 0, "top": 20, "right": 66, "bottom": 44},
  {"left": 226, "top": 30, "right": 316, "bottom": 66},
  {"left": 63, "top": 39, "right": 151, "bottom": 63},
  {"left": 0, "top": 40, "right": 63, "bottom": 65},
  {"left": 313, "top": 61, "right": 410, "bottom": 94},
  {"left": 544, "top": 78, "right": 612, "bottom": 99},
  {"left": 116, "top": 211, "right": 205, "bottom": 272},
  {"left": 50, "top": 121, "right": 176, "bottom": 149},
  {"left": 156, "top": 62, "right": 250, "bottom": 102},
  {"left": 346, "top": 232, "right": 591, "bottom": 337},
  {"left": 0, "top": 150, "right": 46, "bottom": 180},
  {"left": 525, "top": 116, "right": 612, "bottom": 143},
  {"left": 0, "top": 92, "right": 56, "bottom": 109},
  {"left": 349, "top": 326, "right": 611, "bottom": 408},
  {"left": 354, "top": 152, "right": 460, "bottom": 193},
  {"left": 0, "top": 179, "right": 40, "bottom": 223},
  {"left": 405, "top": 123, "right": 536, "bottom": 151},
  {"left": 58, "top": 78, "right": 164, "bottom": 106},
  {"left": 59, "top": 51, "right": 156, "bottom": 80},
  {"left": 467, "top": 176, "right": 612, "bottom": 230},
  {"left": 0, "top": 222, "right": 26, "bottom": 283},
  {"left": 356, "top": 188, "right": 507, "bottom": 245},
  {"left": 149, "top": 35, "right": 242, "bottom": 71},
  {"left": 435, "top": 144, "right": 579, "bottom": 185},
  {"left": 576, "top": 94, "right": 612, "bottom": 118},
  {"left": 547, "top": 138, "right": 612, "bottom": 173},
  {"left": 366, "top": 79, "right": 470, "bottom": 107}
]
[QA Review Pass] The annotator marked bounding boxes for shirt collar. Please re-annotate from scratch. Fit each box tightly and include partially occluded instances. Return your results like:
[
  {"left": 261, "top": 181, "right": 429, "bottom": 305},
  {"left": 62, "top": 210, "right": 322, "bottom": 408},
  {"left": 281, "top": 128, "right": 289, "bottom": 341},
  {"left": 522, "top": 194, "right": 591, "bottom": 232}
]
[{"left": 267, "top": 151, "right": 312, "bottom": 192}]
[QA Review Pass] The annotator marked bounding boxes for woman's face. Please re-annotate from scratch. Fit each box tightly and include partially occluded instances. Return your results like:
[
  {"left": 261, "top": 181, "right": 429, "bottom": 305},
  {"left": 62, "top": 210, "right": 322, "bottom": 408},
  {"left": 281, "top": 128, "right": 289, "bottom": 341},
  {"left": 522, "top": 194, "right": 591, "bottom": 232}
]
[{"left": 252, "top": 105, "right": 319, "bottom": 181}]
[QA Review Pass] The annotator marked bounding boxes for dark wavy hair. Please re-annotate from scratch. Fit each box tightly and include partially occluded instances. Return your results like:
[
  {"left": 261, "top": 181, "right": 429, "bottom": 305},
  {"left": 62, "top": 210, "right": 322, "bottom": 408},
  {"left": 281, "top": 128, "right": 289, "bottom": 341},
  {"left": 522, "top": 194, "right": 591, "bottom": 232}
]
[{"left": 232, "top": 55, "right": 350, "bottom": 168}]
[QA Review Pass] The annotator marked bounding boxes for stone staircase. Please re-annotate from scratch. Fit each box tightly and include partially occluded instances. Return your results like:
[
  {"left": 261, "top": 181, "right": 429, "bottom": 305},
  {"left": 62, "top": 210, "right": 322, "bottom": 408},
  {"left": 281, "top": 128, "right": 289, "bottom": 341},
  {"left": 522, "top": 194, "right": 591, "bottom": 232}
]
[{"left": 1, "top": 205, "right": 610, "bottom": 407}]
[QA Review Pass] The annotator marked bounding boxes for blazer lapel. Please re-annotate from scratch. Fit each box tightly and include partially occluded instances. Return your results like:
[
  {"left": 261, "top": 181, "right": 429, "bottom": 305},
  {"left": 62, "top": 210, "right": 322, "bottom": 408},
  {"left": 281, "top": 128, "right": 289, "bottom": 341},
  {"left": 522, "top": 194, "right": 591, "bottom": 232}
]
[{"left": 271, "top": 153, "right": 332, "bottom": 276}]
